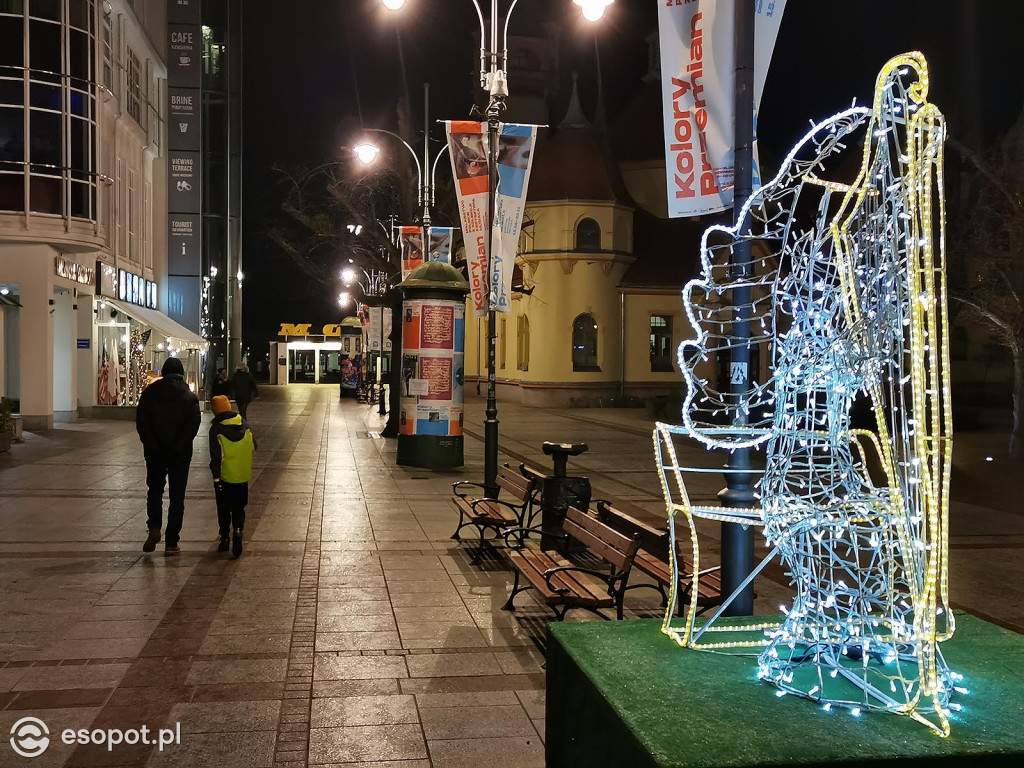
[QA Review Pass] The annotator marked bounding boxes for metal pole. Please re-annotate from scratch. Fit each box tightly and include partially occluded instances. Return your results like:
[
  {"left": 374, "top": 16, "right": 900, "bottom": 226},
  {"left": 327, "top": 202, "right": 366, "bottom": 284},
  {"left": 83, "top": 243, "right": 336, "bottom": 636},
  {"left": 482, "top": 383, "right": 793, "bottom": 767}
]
[
  {"left": 422, "top": 82, "right": 431, "bottom": 257},
  {"left": 378, "top": 302, "right": 387, "bottom": 415},
  {"left": 482, "top": 0, "right": 501, "bottom": 498},
  {"left": 718, "top": 0, "right": 756, "bottom": 616}
]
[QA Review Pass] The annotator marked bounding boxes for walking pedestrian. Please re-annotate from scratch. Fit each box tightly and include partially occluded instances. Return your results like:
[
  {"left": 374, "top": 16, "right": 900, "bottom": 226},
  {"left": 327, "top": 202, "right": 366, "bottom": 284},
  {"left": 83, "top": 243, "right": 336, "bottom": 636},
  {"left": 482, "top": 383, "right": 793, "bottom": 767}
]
[
  {"left": 209, "top": 395, "right": 256, "bottom": 557},
  {"left": 212, "top": 368, "right": 231, "bottom": 398},
  {"left": 136, "top": 357, "right": 201, "bottom": 555},
  {"left": 230, "top": 363, "right": 259, "bottom": 420}
]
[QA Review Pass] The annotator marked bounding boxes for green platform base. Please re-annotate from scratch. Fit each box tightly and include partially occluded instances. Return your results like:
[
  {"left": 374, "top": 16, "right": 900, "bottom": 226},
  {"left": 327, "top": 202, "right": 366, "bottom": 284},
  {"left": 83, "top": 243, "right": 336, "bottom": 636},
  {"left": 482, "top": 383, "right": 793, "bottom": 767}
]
[{"left": 547, "top": 615, "right": 1024, "bottom": 767}]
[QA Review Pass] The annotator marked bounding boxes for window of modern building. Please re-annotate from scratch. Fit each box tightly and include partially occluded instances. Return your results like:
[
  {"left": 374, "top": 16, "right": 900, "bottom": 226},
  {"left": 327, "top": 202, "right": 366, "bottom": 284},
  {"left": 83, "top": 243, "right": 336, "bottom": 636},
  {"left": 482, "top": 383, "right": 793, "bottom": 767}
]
[
  {"left": 128, "top": 167, "right": 138, "bottom": 263},
  {"left": 126, "top": 49, "right": 142, "bottom": 125},
  {"left": 517, "top": 315, "right": 530, "bottom": 371},
  {"left": 572, "top": 313, "right": 599, "bottom": 372},
  {"left": 650, "top": 315, "right": 674, "bottom": 372},
  {"left": 0, "top": 1, "right": 99, "bottom": 220},
  {"left": 101, "top": 10, "right": 113, "bottom": 91},
  {"left": 499, "top": 317, "right": 507, "bottom": 370},
  {"left": 116, "top": 158, "right": 125, "bottom": 255},
  {"left": 576, "top": 217, "right": 601, "bottom": 251}
]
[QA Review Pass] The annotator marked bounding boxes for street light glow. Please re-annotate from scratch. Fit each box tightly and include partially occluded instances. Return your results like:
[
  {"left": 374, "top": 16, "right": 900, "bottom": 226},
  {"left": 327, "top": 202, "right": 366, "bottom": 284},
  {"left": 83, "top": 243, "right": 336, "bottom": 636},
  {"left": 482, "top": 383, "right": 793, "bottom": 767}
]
[
  {"left": 574, "top": 0, "right": 613, "bottom": 22},
  {"left": 381, "top": 0, "right": 405, "bottom": 9},
  {"left": 353, "top": 142, "right": 381, "bottom": 165},
  {"left": 341, "top": 268, "right": 355, "bottom": 286},
  {"left": 338, "top": 291, "right": 350, "bottom": 307}
]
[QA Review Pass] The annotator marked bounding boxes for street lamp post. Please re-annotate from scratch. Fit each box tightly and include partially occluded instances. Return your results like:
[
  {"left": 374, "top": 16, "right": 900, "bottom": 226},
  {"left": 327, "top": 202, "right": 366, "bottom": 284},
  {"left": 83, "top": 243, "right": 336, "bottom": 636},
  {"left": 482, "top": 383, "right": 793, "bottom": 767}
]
[
  {"left": 381, "top": 0, "right": 612, "bottom": 498},
  {"left": 718, "top": 0, "right": 757, "bottom": 616}
]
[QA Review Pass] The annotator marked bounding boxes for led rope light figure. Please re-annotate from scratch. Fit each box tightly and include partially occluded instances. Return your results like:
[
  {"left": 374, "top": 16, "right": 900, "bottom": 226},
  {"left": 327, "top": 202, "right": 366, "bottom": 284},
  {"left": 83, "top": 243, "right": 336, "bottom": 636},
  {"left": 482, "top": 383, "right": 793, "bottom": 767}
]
[{"left": 655, "top": 53, "right": 956, "bottom": 735}]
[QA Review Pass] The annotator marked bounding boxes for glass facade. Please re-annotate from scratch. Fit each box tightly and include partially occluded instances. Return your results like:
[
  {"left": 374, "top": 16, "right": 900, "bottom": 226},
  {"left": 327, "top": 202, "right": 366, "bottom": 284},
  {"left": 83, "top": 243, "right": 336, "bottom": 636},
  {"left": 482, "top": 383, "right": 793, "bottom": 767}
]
[
  {"left": 0, "top": 0, "right": 101, "bottom": 220},
  {"left": 199, "top": 0, "right": 242, "bottom": 388}
]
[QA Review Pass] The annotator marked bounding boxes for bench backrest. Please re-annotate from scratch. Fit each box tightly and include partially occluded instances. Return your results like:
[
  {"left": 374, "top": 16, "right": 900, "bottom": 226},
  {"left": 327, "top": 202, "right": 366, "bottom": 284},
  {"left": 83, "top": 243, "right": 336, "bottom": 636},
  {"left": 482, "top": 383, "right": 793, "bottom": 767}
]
[
  {"left": 497, "top": 465, "right": 535, "bottom": 502},
  {"left": 594, "top": 501, "right": 669, "bottom": 563},
  {"left": 519, "top": 463, "right": 546, "bottom": 484},
  {"left": 565, "top": 506, "right": 639, "bottom": 572}
]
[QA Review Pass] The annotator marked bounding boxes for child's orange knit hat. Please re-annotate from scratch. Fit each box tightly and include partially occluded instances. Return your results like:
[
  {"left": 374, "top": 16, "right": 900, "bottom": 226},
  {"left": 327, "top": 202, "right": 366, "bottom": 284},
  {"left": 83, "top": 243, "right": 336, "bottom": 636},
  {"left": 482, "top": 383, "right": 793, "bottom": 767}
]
[{"left": 211, "top": 395, "right": 232, "bottom": 415}]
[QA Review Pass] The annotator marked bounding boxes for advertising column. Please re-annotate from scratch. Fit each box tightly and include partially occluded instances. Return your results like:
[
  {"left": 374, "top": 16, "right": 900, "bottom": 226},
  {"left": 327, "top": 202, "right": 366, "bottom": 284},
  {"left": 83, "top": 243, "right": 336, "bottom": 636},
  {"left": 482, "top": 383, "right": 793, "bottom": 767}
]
[
  {"left": 166, "top": 0, "right": 202, "bottom": 332},
  {"left": 397, "top": 263, "right": 470, "bottom": 469}
]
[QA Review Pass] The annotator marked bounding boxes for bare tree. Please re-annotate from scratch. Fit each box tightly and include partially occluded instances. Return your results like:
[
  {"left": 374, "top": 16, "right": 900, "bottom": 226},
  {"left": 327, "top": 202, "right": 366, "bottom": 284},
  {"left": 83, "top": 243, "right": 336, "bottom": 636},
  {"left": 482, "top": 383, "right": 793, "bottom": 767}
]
[{"left": 949, "top": 113, "right": 1024, "bottom": 457}]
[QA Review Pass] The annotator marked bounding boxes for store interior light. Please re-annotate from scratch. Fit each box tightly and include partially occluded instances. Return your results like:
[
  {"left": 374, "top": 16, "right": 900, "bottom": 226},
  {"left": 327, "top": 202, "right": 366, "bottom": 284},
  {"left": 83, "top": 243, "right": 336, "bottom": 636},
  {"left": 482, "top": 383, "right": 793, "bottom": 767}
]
[
  {"left": 381, "top": 0, "right": 405, "bottom": 10},
  {"left": 353, "top": 142, "right": 381, "bottom": 165},
  {"left": 574, "top": 0, "right": 613, "bottom": 22}
]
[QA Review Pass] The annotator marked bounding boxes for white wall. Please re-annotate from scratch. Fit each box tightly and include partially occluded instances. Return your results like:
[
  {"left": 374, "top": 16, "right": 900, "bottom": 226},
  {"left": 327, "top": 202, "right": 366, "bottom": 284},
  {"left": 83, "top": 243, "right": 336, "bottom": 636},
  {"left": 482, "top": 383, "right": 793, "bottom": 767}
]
[{"left": 52, "top": 290, "right": 75, "bottom": 418}]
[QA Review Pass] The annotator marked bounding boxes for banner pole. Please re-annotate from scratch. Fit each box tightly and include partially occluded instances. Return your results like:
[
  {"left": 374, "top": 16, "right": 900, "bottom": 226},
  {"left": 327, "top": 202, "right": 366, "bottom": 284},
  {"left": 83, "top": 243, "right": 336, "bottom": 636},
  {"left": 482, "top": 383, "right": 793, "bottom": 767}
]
[
  {"left": 482, "top": 0, "right": 502, "bottom": 499},
  {"left": 719, "top": 0, "right": 756, "bottom": 616}
]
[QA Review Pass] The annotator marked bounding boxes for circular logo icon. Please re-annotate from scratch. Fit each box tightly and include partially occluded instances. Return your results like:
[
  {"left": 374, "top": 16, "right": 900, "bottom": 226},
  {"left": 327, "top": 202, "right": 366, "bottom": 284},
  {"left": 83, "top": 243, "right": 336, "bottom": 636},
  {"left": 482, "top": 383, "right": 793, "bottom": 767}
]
[{"left": 10, "top": 717, "right": 50, "bottom": 758}]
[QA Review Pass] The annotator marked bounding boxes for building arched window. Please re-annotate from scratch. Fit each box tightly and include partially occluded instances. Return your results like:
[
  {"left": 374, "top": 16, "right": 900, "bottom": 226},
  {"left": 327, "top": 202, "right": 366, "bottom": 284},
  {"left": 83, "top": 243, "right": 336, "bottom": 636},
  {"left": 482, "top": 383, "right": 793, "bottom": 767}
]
[
  {"left": 517, "top": 315, "right": 530, "bottom": 371},
  {"left": 572, "top": 314, "right": 600, "bottom": 372},
  {"left": 575, "top": 218, "right": 601, "bottom": 251}
]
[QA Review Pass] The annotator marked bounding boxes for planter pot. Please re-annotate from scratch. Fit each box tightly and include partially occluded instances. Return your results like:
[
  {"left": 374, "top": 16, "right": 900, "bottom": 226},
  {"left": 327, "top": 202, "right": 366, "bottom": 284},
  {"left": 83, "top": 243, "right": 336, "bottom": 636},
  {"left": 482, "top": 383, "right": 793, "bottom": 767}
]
[{"left": 0, "top": 433, "right": 12, "bottom": 453}]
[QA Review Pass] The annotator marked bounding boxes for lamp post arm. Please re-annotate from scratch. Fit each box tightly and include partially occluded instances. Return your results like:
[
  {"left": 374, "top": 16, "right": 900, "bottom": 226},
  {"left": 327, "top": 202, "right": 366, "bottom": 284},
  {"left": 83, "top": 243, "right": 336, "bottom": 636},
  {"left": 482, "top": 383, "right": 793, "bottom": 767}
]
[
  {"left": 502, "top": 0, "right": 522, "bottom": 70},
  {"left": 364, "top": 127, "right": 424, "bottom": 202},
  {"left": 430, "top": 144, "right": 451, "bottom": 208},
  {"left": 467, "top": 0, "right": 488, "bottom": 88}
]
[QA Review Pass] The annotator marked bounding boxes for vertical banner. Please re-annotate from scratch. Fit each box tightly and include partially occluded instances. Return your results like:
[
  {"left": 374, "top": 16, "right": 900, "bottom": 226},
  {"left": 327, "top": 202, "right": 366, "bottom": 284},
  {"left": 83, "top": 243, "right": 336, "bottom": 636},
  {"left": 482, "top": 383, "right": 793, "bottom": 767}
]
[
  {"left": 364, "top": 307, "right": 394, "bottom": 353},
  {"left": 398, "top": 226, "right": 424, "bottom": 280},
  {"left": 428, "top": 227, "right": 456, "bottom": 265},
  {"left": 657, "top": 0, "right": 786, "bottom": 218},
  {"left": 399, "top": 299, "right": 465, "bottom": 437},
  {"left": 446, "top": 121, "right": 490, "bottom": 318},
  {"left": 492, "top": 124, "right": 537, "bottom": 314}
]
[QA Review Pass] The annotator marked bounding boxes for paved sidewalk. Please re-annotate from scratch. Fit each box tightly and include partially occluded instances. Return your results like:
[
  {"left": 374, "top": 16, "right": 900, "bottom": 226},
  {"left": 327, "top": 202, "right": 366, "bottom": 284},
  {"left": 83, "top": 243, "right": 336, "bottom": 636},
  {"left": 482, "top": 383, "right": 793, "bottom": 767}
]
[{"left": 0, "top": 385, "right": 1022, "bottom": 767}]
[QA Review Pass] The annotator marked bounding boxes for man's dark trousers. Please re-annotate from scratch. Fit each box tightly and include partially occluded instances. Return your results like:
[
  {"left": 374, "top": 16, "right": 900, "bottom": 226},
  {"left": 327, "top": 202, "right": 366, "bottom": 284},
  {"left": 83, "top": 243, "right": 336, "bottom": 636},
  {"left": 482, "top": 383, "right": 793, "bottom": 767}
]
[
  {"left": 146, "top": 453, "right": 191, "bottom": 546},
  {"left": 215, "top": 480, "right": 248, "bottom": 537}
]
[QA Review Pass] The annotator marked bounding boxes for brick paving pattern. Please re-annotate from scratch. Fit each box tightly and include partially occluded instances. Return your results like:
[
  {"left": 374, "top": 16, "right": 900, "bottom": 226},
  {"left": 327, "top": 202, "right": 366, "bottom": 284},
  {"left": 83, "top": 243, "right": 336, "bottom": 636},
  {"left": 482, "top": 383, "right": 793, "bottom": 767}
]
[{"left": 1, "top": 385, "right": 1021, "bottom": 767}]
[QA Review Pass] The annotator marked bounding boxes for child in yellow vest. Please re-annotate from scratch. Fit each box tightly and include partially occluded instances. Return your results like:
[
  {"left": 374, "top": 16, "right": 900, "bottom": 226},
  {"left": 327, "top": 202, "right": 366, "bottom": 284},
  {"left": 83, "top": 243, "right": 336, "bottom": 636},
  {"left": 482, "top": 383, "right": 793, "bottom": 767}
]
[{"left": 209, "top": 395, "right": 256, "bottom": 557}]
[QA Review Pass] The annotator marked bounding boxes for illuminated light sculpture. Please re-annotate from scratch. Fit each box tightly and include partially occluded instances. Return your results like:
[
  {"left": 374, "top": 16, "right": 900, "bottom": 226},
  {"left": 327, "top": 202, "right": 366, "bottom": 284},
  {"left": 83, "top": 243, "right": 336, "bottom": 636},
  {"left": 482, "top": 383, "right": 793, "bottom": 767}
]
[{"left": 655, "top": 53, "right": 956, "bottom": 735}]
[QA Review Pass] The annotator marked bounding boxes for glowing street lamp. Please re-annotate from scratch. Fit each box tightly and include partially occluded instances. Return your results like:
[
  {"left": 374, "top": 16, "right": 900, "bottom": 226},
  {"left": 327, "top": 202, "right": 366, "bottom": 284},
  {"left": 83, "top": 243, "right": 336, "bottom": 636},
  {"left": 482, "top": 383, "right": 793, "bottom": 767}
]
[
  {"left": 353, "top": 142, "right": 381, "bottom": 165},
  {"left": 574, "top": 0, "right": 613, "bottom": 22},
  {"left": 338, "top": 291, "right": 351, "bottom": 307},
  {"left": 382, "top": 0, "right": 405, "bottom": 9},
  {"left": 341, "top": 268, "right": 356, "bottom": 286}
]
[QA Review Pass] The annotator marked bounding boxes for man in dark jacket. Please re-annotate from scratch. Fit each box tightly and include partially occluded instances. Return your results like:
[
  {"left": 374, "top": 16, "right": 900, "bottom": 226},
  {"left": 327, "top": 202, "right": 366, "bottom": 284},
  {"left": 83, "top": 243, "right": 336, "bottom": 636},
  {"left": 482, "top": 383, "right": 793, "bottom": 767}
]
[
  {"left": 229, "top": 364, "right": 259, "bottom": 420},
  {"left": 136, "top": 357, "right": 201, "bottom": 554}
]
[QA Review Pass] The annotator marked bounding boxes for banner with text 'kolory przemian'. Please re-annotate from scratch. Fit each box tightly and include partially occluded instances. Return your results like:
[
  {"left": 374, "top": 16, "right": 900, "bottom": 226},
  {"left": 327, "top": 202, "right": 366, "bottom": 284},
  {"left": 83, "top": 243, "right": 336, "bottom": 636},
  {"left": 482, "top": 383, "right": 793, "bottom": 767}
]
[
  {"left": 657, "top": 0, "right": 786, "bottom": 217},
  {"left": 445, "top": 121, "right": 538, "bottom": 317}
]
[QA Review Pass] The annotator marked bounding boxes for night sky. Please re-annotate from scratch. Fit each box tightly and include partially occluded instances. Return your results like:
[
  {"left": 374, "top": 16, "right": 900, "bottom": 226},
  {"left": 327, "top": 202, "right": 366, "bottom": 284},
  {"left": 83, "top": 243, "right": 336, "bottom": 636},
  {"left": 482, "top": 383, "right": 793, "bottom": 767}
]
[{"left": 240, "top": 0, "right": 1024, "bottom": 355}]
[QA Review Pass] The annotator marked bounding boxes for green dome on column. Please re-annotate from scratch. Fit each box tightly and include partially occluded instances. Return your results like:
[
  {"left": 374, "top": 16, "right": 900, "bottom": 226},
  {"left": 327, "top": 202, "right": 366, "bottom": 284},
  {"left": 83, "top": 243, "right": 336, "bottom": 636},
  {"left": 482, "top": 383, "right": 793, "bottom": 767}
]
[{"left": 398, "top": 262, "right": 470, "bottom": 293}]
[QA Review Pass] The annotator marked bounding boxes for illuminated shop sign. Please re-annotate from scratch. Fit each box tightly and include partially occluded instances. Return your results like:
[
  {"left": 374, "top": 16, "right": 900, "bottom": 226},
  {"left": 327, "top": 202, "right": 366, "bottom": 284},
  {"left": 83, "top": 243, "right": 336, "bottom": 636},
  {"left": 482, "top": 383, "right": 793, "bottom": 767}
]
[
  {"left": 54, "top": 257, "right": 95, "bottom": 286},
  {"left": 117, "top": 269, "right": 159, "bottom": 310}
]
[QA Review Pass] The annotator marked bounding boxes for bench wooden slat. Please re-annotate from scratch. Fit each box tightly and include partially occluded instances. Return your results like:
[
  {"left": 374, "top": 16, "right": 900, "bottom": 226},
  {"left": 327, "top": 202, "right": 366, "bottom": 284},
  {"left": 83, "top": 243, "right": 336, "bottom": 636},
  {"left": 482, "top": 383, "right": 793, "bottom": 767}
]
[
  {"left": 564, "top": 520, "right": 636, "bottom": 573},
  {"left": 566, "top": 507, "right": 639, "bottom": 568},
  {"left": 510, "top": 549, "right": 614, "bottom": 607}
]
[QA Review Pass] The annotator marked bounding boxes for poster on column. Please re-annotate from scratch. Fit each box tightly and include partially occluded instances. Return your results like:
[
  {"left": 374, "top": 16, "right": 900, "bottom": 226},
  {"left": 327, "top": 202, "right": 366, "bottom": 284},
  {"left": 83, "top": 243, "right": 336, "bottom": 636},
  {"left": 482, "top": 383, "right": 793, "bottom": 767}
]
[
  {"left": 399, "top": 299, "right": 465, "bottom": 438},
  {"left": 492, "top": 124, "right": 537, "bottom": 314},
  {"left": 446, "top": 121, "right": 490, "bottom": 317},
  {"left": 657, "top": 0, "right": 786, "bottom": 217}
]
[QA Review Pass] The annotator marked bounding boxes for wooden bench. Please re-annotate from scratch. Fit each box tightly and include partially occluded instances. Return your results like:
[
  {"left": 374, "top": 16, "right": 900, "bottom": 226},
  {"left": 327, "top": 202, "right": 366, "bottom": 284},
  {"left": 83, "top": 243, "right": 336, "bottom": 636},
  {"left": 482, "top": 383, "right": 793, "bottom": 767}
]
[
  {"left": 592, "top": 500, "right": 722, "bottom": 614},
  {"left": 502, "top": 506, "right": 639, "bottom": 621},
  {"left": 452, "top": 465, "right": 540, "bottom": 563}
]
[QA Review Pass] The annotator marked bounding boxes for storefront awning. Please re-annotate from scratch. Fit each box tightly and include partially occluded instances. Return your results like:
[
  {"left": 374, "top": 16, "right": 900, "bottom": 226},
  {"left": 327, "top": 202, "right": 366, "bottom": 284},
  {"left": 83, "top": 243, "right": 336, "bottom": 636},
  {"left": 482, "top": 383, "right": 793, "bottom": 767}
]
[{"left": 105, "top": 300, "right": 208, "bottom": 350}]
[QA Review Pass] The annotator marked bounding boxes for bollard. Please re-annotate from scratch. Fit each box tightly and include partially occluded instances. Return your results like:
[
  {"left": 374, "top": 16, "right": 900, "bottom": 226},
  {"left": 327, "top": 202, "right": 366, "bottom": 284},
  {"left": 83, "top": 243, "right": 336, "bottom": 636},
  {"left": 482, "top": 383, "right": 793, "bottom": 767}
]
[{"left": 396, "top": 262, "right": 470, "bottom": 469}]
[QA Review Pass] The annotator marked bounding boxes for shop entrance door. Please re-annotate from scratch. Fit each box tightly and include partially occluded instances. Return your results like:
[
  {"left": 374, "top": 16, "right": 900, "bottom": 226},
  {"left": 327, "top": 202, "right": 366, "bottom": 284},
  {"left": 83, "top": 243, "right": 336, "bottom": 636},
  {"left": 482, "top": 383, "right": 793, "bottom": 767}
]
[{"left": 288, "top": 349, "right": 317, "bottom": 384}]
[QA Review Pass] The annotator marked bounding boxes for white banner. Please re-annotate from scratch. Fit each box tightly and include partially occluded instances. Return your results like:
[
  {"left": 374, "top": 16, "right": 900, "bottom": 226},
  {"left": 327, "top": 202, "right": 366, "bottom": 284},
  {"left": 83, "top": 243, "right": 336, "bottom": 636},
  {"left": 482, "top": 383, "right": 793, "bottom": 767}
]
[
  {"left": 446, "top": 121, "right": 490, "bottom": 317},
  {"left": 492, "top": 123, "right": 537, "bottom": 314},
  {"left": 364, "top": 306, "right": 393, "bottom": 353},
  {"left": 658, "top": 0, "right": 786, "bottom": 218}
]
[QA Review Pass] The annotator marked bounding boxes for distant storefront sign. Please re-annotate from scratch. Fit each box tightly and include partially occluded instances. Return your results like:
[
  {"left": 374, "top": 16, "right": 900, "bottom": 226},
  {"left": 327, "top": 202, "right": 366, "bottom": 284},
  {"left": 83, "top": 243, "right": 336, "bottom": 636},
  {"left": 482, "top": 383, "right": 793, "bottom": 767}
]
[{"left": 54, "top": 256, "right": 95, "bottom": 286}]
